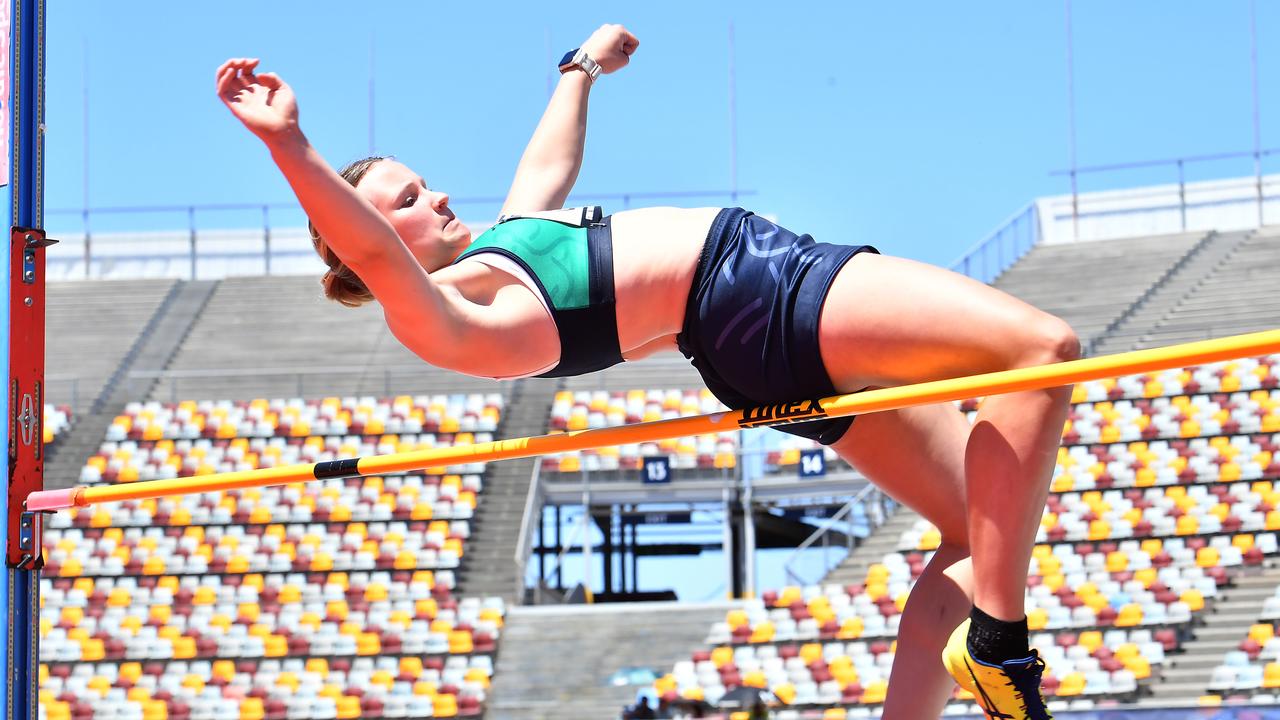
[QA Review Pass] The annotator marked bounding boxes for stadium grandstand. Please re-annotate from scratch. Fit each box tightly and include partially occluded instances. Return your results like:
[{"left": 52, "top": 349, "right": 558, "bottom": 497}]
[{"left": 21, "top": 164, "right": 1280, "bottom": 720}]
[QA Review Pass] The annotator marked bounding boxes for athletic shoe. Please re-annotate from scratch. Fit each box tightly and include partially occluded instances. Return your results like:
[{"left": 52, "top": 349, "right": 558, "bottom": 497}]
[{"left": 942, "top": 618, "right": 1054, "bottom": 720}]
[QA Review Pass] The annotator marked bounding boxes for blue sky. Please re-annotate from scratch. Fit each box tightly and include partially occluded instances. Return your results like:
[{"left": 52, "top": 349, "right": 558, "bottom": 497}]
[{"left": 41, "top": 1, "right": 1280, "bottom": 268}]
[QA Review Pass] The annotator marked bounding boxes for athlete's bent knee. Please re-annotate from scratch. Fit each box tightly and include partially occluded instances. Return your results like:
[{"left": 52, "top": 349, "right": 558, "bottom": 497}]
[{"left": 1018, "top": 315, "right": 1081, "bottom": 368}]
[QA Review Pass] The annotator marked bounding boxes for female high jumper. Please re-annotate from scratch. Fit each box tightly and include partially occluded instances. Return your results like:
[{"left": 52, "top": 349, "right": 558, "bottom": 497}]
[{"left": 218, "top": 24, "right": 1075, "bottom": 720}]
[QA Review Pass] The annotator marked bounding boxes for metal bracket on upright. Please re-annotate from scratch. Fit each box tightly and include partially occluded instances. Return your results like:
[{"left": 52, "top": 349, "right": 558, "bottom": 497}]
[
  {"left": 7, "top": 227, "right": 55, "bottom": 569},
  {"left": 12, "top": 512, "right": 41, "bottom": 570}
]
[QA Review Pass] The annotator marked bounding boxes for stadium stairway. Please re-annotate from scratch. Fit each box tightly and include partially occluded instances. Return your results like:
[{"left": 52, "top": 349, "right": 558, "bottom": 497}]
[
  {"left": 455, "top": 377, "right": 561, "bottom": 602},
  {"left": 1141, "top": 561, "right": 1280, "bottom": 707},
  {"left": 486, "top": 601, "right": 737, "bottom": 720},
  {"left": 990, "top": 231, "right": 1205, "bottom": 346},
  {"left": 819, "top": 506, "right": 917, "bottom": 589},
  {"left": 1091, "top": 230, "right": 1254, "bottom": 355},
  {"left": 43, "top": 280, "right": 218, "bottom": 491}
]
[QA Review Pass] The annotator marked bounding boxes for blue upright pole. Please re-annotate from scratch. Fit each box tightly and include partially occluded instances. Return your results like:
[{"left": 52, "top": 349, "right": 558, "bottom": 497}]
[{"left": 4, "top": 1, "right": 45, "bottom": 718}]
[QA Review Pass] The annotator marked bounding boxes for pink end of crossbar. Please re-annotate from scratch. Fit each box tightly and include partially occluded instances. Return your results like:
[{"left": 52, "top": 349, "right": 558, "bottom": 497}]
[{"left": 26, "top": 488, "right": 76, "bottom": 512}]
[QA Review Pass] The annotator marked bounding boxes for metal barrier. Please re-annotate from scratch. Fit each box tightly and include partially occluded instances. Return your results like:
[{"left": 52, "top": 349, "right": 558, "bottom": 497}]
[
  {"left": 124, "top": 364, "right": 442, "bottom": 401},
  {"left": 948, "top": 202, "right": 1040, "bottom": 283},
  {"left": 46, "top": 190, "right": 754, "bottom": 280},
  {"left": 513, "top": 460, "right": 545, "bottom": 601},
  {"left": 1051, "top": 148, "right": 1280, "bottom": 239}
]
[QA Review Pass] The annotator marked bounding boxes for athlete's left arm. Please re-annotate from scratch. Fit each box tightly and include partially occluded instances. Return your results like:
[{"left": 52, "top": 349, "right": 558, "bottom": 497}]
[{"left": 499, "top": 24, "right": 638, "bottom": 216}]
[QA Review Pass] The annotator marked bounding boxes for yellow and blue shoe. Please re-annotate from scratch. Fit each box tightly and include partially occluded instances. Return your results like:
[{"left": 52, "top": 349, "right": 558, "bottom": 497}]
[{"left": 942, "top": 619, "right": 1054, "bottom": 720}]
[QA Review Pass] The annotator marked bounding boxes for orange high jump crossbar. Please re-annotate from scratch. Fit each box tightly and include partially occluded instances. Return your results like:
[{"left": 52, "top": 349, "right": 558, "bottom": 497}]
[{"left": 26, "top": 328, "right": 1280, "bottom": 512}]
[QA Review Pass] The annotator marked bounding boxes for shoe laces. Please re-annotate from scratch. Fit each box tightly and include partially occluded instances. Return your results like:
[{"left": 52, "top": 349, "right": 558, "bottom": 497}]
[{"left": 1002, "top": 652, "right": 1053, "bottom": 720}]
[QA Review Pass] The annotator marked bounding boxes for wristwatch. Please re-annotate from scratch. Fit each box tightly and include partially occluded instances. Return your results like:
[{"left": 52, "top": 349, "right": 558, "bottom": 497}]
[{"left": 558, "top": 47, "right": 602, "bottom": 83}]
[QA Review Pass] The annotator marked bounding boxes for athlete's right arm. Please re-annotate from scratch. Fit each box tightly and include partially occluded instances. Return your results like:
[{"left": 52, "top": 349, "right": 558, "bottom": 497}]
[{"left": 216, "top": 58, "right": 473, "bottom": 367}]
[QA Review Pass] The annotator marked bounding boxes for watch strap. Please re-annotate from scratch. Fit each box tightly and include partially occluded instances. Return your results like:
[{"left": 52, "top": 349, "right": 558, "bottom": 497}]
[{"left": 560, "top": 48, "right": 602, "bottom": 82}]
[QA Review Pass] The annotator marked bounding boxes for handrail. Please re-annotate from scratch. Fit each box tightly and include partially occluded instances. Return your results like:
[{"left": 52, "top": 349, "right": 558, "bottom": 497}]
[
  {"left": 781, "top": 483, "right": 887, "bottom": 587},
  {"left": 123, "top": 364, "right": 467, "bottom": 404},
  {"left": 45, "top": 189, "right": 757, "bottom": 218},
  {"left": 513, "top": 459, "right": 545, "bottom": 603},
  {"left": 45, "top": 189, "right": 755, "bottom": 281},
  {"left": 1048, "top": 147, "right": 1280, "bottom": 239},
  {"left": 125, "top": 365, "right": 430, "bottom": 380},
  {"left": 1049, "top": 148, "right": 1280, "bottom": 176},
  {"left": 947, "top": 202, "right": 1039, "bottom": 284},
  {"left": 534, "top": 509, "right": 586, "bottom": 606}
]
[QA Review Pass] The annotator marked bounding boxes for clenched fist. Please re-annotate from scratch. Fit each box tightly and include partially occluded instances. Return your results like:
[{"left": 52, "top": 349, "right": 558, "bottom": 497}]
[{"left": 580, "top": 24, "right": 639, "bottom": 75}]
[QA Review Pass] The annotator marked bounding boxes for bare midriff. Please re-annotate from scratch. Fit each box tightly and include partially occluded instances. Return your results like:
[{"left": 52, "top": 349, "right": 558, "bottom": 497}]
[
  {"left": 431, "top": 206, "right": 721, "bottom": 377},
  {"left": 610, "top": 206, "right": 722, "bottom": 358}
]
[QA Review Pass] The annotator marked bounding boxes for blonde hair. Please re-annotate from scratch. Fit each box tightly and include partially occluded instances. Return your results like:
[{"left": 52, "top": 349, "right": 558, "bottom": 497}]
[{"left": 308, "top": 156, "right": 388, "bottom": 307}]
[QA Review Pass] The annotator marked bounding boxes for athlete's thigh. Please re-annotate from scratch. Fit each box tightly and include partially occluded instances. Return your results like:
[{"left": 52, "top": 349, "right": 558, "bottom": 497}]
[
  {"left": 818, "top": 252, "right": 1073, "bottom": 391},
  {"left": 832, "top": 401, "right": 970, "bottom": 545}
]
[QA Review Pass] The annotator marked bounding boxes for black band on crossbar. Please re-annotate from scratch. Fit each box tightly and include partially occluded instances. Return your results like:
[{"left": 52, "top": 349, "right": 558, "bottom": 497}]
[{"left": 314, "top": 458, "right": 362, "bottom": 480}]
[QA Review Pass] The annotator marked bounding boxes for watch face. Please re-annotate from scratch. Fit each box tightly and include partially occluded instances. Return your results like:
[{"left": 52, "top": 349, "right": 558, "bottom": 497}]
[{"left": 559, "top": 48, "right": 580, "bottom": 68}]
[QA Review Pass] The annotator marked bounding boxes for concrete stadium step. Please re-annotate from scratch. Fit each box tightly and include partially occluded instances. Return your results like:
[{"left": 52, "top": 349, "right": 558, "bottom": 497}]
[
  {"left": 486, "top": 601, "right": 737, "bottom": 720},
  {"left": 456, "top": 377, "right": 560, "bottom": 602},
  {"left": 1145, "top": 562, "right": 1280, "bottom": 704},
  {"left": 991, "top": 232, "right": 1204, "bottom": 351},
  {"left": 1088, "top": 230, "right": 1247, "bottom": 355},
  {"left": 44, "top": 281, "right": 219, "bottom": 492},
  {"left": 1099, "top": 231, "right": 1280, "bottom": 355}
]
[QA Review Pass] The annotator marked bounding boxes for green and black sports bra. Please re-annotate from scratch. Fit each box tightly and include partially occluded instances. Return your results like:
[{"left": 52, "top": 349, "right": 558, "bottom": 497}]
[{"left": 451, "top": 206, "right": 624, "bottom": 379}]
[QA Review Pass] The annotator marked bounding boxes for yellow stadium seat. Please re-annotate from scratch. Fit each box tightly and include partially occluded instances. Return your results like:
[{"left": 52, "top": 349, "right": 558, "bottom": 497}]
[
  {"left": 119, "top": 662, "right": 143, "bottom": 684},
  {"left": 749, "top": 622, "right": 775, "bottom": 643},
  {"left": 1105, "top": 551, "right": 1128, "bottom": 573},
  {"left": 772, "top": 683, "right": 796, "bottom": 705},
  {"left": 240, "top": 698, "right": 265, "bottom": 720},
  {"left": 463, "top": 667, "right": 491, "bottom": 689},
  {"left": 356, "top": 632, "right": 381, "bottom": 656},
  {"left": 336, "top": 697, "right": 361, "bottom": 720},
  {"left": 860, "top": 679, "right": 888, "bottom": 704},
  {"left": 838, "top": 616, "right": 863, "bottom": 639},
  {"left": 1115, "top": 604, "right": 1143, "bottom": 628},
  {"left": 1196, "top": 547, "right": 1220, "bottom": 568},
  {"left": 1057, "top": 672, "right": 1085, "bottom": 696},
  {"left": 264, "top": 635, "right": 287, "bottom": 657},
  {"left": 864, "top": 565, "right": 889, "bottom": 584},
  {"left": 800, "top": 643, "right": 824, "bottom": 665},
  {"left": 80, "top": 639, "right": 104, "bottom": 661},
  {"left": 448, "top": 630, "right": 473, "bottom": 654},
  {"left": 1027, "top": 608, "right": 1048, "bottom": 631},
  {"left": 1264, "top": 663, "right": 1280, "bottom": 689},
  {"left": 1176, "top": 515, "right": 1199, "bottom": 536},
  {"left": 433, "top": 693, "right": 458, "bottom": 718},
  {"left": 1077, "top": 631, "right": 1102, "bottom": 654},
  {"left": 86, "top": 676, "right": 112, "bottom": 697}
]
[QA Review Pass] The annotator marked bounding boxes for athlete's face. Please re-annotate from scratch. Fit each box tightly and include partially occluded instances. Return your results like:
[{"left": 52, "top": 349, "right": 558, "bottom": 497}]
[{"left": 356, "top": 160, "right": 472, "bottom": 272}]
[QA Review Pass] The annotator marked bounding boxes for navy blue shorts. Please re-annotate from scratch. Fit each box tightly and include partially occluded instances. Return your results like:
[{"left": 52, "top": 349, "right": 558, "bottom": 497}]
[{"left": 676, "top": 208, "right": 878, "bottom": 445}]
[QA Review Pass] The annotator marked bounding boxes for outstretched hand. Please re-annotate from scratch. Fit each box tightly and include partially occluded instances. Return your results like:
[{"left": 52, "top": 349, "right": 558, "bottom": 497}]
[
  {"left": 216, "top": 58, "right": 299, "bottom": 143},
  {"left": 581, "top": 24, "right": 639, "bottom": 74}
]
